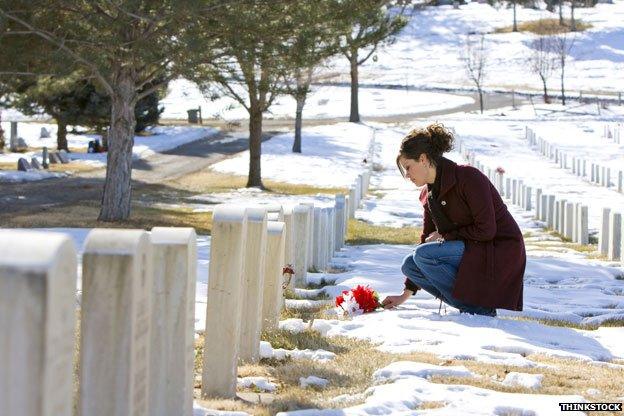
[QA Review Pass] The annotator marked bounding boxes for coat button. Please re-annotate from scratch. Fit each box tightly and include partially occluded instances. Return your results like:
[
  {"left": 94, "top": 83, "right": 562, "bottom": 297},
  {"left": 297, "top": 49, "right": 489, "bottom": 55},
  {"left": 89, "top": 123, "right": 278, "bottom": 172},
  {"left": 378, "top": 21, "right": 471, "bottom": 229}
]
[{"left": 441, "top": 201, "right": 447, "bottom": 206}]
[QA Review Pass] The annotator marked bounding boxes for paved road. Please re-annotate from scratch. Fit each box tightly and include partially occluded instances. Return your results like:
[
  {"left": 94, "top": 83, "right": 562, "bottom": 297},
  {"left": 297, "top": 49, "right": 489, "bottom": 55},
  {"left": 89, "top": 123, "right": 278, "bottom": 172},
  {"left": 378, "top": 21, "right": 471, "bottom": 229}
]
[{"left": 0, "top": 90, "right": 522, "bottom": 215}]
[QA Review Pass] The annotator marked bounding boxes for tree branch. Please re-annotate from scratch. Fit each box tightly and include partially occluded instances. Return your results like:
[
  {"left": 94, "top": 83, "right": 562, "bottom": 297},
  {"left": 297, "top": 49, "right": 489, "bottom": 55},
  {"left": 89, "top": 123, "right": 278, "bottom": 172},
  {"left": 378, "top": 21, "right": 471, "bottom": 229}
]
[{"left": 0, "top": 8, "right": 114, "bottom": 96}]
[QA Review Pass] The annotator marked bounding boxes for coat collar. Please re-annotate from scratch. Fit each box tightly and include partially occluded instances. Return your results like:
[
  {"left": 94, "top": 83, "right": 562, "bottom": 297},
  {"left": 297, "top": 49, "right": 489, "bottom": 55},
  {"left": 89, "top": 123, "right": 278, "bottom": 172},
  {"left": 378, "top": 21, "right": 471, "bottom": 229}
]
[
  {"left": 418, "top": 157, "right": 457, "bottom": 204},
  {"left": 437, "top": 157, "right": 458, "bottom": 199}
]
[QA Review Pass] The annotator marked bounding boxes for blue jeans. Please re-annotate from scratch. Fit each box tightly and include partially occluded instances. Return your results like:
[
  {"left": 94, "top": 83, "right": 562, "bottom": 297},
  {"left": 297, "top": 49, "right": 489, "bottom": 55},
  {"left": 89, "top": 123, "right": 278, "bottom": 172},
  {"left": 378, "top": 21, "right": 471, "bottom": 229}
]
[{"left": 401, "top": 240, "right": 496, "bottom": 316}]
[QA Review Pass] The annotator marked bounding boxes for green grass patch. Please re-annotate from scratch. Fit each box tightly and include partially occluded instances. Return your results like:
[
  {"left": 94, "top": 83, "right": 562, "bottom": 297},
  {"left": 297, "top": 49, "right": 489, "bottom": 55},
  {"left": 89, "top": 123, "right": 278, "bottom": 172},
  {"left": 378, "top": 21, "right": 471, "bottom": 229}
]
[
  {"left": 347, "top": 219, "right": 421, "bottom": 245},
  {"left": 494, "top": 18, "right": 592, "bottom": 34}
]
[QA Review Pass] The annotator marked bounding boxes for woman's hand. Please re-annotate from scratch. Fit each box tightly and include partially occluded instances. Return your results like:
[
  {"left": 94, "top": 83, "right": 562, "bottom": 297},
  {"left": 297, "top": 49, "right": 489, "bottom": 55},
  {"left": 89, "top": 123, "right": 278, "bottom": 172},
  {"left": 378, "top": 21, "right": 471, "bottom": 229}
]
[
  {"left": 425, "top": 231, "right": 443, "bottom": 243},
  {"left": 382, "top": 290, "right": 413, "bottom": 309}
]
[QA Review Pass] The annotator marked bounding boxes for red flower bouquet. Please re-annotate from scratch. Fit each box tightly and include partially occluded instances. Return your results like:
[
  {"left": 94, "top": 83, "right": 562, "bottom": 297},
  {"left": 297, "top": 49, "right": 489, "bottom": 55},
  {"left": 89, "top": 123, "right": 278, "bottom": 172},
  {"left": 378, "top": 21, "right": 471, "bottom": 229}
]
[
  {"left": 495, "top": 166, "right": 505, "bottom": 174},
  {"left": 335, "top": 285, "right": 381, "bottom": 316}
]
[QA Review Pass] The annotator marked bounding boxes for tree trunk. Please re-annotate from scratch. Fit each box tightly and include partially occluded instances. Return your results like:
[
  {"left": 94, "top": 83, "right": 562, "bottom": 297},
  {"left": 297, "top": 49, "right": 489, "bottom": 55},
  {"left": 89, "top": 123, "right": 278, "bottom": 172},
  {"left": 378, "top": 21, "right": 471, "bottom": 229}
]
[
  {"left": 98, "top": 70, "right": 137, "bottom": 221},
  {"left": 247, "top": 107, "right": 264, "bottom": 188},
  {"left": 559, "top": 0, "right": 564, "bottom": 25},
  {"left": 560, "top": 60, "right": 566, "bottom": 105},
  {"left": 571, "top": 1, "right": 576, "bottom": 31},
  {"left": 540, "top": 75, "right": 550, "bottom": 103},
  {"left": 478, "top": 89, "right": 484, "bottom": 114},
  {"left": 56, "top": 118, "right": 68, "bottom": 151},
  {"left": 292, "top": 96, "right": 305, "bottom": 153},
  {"left": 349, "top": 52, "right": 360, "bottom": 123},
  {"left": 512, "top": 1, "right": 518, "bottom": 32}
]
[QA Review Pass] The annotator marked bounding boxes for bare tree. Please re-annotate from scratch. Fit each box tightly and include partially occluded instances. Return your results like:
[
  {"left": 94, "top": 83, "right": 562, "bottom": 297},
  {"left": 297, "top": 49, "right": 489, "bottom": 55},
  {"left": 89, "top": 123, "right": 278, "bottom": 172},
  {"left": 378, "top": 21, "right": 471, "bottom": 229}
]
[
  {"left": 551, "top": 32, "right": 575, "bottom": 105},
  {"left": 462, "top": 34, "right": 488, "bottom": 114},
  {"left": 528, "top": 35, "right": 556, "bottom": 103}
]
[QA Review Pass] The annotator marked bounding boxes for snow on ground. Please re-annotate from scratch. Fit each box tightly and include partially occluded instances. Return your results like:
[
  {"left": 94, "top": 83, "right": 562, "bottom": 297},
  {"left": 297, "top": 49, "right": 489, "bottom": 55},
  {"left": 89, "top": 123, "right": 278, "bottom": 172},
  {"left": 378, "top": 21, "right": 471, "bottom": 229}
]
[
  {"left": 326, "top": 1, "right": 624, "bottom": 96},
  {"left": 237, "top": 377, "right": 277, "bottom": 392},
  {"left": 0, "top": 170, "right": 67, "bottom": 183},
  {"left": 299, "top": 376, "right": 329, "bottom": 389},
  {"left": 279, "top": 365, "right": 584, "bottom": 416},
  {"left": 160, "top": 78, "right": 474, "bottom": 121},
  {"left": 502, "top": 372, "right": 544, "bottom": 389},
  {"left": 211, "top": 122, "right": 374, "bottom": 187},
  {"left": 0, "top": 122, "right": 218, "bottom": 182},
  {"left": 259, "top": 341, "right": 336, "bottom": 363}
]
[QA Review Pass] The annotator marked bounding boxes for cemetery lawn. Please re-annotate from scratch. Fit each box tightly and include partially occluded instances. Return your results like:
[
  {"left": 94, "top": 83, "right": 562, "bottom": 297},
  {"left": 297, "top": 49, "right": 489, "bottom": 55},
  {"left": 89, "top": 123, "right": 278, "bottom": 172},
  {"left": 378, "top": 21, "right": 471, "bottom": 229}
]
[
  {"left": 494, "top": 18, "right": 592, "bottom": 34},
  {"left": 163, "top": 168, "right": 347, "bottom": 196},
  {"left": 0, "top": 201, "right": 214, "bottom": 235},
  {"left": 346, "top": 219, "right": 422, "bottom": 245},
  {"left": 194, "top": 317, "right": 624, "bottom": 415}
]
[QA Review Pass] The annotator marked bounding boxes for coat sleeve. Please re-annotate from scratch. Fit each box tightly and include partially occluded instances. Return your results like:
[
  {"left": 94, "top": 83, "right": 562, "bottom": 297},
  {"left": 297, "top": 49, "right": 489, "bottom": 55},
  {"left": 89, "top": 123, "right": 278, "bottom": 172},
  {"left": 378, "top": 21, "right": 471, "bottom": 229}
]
[
  {"left": 420, "top": 200, "right": 436, "bottom": 244},
  {"left": 442, "top": 167, "right": 496, "bottom": 242}
]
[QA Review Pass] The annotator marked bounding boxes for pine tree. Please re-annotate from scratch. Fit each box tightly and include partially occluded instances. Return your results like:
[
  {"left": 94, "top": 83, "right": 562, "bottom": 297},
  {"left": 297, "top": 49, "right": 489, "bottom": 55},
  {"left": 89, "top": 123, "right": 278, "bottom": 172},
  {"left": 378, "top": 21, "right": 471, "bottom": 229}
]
[{"left": 0, "top": 0, "right": 204, "bottom": 220}]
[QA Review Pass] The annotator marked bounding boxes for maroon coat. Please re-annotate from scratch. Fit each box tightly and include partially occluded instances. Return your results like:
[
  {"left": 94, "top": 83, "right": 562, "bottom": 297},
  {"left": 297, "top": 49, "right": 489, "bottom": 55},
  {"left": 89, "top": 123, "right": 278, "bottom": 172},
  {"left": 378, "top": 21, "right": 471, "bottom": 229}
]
[{"left": 419, "top": 157, "right": 525, "bottom": 310}]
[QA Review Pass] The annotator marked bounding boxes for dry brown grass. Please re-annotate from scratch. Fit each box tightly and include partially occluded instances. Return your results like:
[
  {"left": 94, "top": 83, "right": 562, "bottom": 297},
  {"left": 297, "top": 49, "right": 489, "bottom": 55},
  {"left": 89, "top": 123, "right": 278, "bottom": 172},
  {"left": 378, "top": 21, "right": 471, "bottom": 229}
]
[
  {"left": 192, "top": 307, "right": 624, "bottom": 415},
  {"left": 347, "top": 219, "right": 422, "bottom": 245},
  {"left": 494, "top": 18, "right": 592, "bottom": 34},
  {"left": 0, "top": 160, "right": 100, "bottom": 174},
  {"left": 165, "top": 168, "right": 346, "bottom": 196},
  {"left": 0, "top": 202, "right": 213, "bottom": 234}
]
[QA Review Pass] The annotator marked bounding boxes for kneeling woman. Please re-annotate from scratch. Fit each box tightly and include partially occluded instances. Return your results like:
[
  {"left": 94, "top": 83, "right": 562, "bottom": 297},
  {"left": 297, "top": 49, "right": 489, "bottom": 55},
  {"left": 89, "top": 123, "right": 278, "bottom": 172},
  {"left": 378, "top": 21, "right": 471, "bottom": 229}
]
[{"left": 382, "top": 123, "right": 525, "bottom": 316}]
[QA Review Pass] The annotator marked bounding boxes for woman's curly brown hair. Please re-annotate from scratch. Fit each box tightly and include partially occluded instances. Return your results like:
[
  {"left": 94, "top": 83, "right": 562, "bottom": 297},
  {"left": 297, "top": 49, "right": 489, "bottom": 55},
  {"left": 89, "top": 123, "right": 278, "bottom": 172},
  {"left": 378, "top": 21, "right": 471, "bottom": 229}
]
[{"left": 396, "top": 122, "right": 455, "bottom": 176}]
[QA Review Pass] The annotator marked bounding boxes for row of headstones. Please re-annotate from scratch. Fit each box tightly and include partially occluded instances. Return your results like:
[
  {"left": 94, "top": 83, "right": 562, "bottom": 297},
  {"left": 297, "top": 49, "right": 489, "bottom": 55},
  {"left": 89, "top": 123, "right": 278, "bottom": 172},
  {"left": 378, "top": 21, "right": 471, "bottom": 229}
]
[
  {"left": 17, "top": 146, "right": 70, "bottom": 171},
  {"left": 0, "top": 171, "right": 372, "bottom": 416},
  {"left": 457, "top": 140, "right": 591, "bottom": 247},
  {"left": 460, "top": 144, "right": 624, "bottom": 265},
  {"left": 603, "top": 123, "right": 622, "bottom": 145},
  {"left": 525, "top": 127, "right": 624, "bottom": 194},
  {"left": 0, "top": 227, "right": 197, "bottom": 416}
]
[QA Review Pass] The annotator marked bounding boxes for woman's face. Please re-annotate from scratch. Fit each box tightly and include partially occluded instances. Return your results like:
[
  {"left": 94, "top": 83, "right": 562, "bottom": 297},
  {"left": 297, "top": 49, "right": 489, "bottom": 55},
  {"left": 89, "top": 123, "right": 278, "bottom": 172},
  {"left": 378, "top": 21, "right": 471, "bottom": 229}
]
[{"left": 399, "top": 155, "right": 429, "bottom": 187}]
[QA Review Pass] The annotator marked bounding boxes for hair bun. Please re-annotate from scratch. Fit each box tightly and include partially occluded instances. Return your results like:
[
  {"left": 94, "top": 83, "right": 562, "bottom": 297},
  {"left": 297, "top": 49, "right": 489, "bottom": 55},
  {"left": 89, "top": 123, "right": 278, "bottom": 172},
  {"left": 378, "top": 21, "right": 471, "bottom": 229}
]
[{"left": 427, "top": 123, "right": 454, "bottom": 154}]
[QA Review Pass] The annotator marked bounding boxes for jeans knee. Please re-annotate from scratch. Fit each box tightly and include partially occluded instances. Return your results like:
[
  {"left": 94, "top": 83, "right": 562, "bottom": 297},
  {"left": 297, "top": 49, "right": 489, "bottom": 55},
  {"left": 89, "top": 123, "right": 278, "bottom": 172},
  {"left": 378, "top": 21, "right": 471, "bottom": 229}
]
[
  {"left": 413, "top": 243, "right": 434, "bottom": 265},
  {"left": 401, "top": 254, "right": 416, "bottom": 276}
]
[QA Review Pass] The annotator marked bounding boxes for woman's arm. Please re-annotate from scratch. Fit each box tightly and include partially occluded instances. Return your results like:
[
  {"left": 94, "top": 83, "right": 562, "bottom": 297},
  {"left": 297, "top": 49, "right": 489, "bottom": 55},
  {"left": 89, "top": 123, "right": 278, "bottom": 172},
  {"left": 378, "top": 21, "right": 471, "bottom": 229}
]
[
  {"left": 420, "top": 201, "right": 436, "bottom": 244},
  {"left": 442, "top": 168, "right": 496, "bottom": 242}
]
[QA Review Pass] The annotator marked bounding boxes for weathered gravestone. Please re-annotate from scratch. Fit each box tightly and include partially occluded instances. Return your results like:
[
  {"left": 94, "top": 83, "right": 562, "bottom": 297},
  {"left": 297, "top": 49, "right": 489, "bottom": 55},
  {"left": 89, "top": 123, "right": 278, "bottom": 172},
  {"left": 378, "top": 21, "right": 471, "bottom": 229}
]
[
  {"left": 40, "top": 127, "right": 51, "bottom": 138},
  {"left": 58, "top": 150, "right": 70, "bottom": 164},
  {"left": 202, "top": 205, "right": 247, "bottom": 399},
  {"left": 15, "top": 137, "right": 28, "bottom": 151},
  {"left": 30, "top": 157, "right": 42, "bottom": 170},
  {"left": 238, "top": 208, "right": 267, "bottom": 364},
  {"left": 148, "top": 227, "right": 196, "bottom": 416},
  {"left": 0, "top": 230, "right": 77, "bottom": 416},
  {"left": 49, "top": 152, "right": 61, "bottom": 164},
  {"left": 79, "top": 229, "right": 152, "bottom": 416},
  {"left": 17, "top": 157, "right": 32, "bottom": 172},
  {"left": 42, "top": 146, "right": 49, "bottom": 169}
]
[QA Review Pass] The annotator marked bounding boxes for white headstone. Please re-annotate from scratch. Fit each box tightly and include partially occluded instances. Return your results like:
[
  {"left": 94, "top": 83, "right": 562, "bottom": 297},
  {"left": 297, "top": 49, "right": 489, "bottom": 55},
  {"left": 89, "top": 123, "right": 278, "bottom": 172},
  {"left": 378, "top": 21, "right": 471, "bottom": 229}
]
[
  {"left": 564, "top": 202, "right": 574, "bottom": 239},
  {"left": 608, "top": 212, "right": 622, "bottom": 261},
  {"left": 262, "top": 221, "right": 286, "bottom": 332},
  {"left": 80, "top": 229, "right": 152, "bottom": 416},
  {"left": 148, "top": 227, "right": 196, "bottom": 416},
  {"left": 0, "top": 230, "right": 76, "bottom": 416},
  {"left": 292, "top": 205, "right": 310, "bottom": 287},
  {"left": 238, "top": 208, "right": 267, "bottom": 364},
  {"left": 579, "top": 205, "right": 589, "bottom": 245},
  {"left": 599, "top": 208, "right": 611, "bottom": 256},
  {"left": 282, "top": 205, "right": 295, "bottom": 275},
  {"left": 202, "top": 205, "right": 247, "bottom": 398}
]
